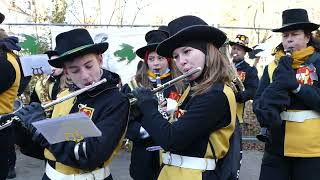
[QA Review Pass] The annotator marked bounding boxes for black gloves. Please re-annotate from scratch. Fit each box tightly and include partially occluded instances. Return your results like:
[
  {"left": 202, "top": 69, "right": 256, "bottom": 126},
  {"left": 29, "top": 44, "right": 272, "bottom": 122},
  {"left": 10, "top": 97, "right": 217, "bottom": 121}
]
[
  {"left": 272, "top": 56, "right": 299, "bottom": 91},
  {"left": 14, "top": 102, "right": 46, "bottom": 131},
  {"left": 14, "top": 102, "right": 49, "bottom": 147},
  {"left": 235, "top": 92, "right": 243, "bottom": 102},
  {"left": 131, "top": 87, "right": 158, "bottom": 107}
]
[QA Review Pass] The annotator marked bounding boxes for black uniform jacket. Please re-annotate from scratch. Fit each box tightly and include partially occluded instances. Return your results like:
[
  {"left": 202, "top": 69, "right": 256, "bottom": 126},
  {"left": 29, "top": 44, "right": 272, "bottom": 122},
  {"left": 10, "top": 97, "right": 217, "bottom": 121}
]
[
  {"left": 139, "top": 83, "right": 233, "bottom": 179},
  {"left": 253, "top": 53, "right": 320, "bottom": 156},
  {"left": 0, "top": 54, "right": 16, "bottom": 94},
  {"left": 234, "top": 60, "right": 259, "bottom": 103},
  {"left": 121, "top": 75, "right": 177, "bottom": 180},
  {"left": 16, "top": 70, "right": 130, "bottom": 172},
  {"left": 0, "top": 49, "right": 21, "bottom": 180}
]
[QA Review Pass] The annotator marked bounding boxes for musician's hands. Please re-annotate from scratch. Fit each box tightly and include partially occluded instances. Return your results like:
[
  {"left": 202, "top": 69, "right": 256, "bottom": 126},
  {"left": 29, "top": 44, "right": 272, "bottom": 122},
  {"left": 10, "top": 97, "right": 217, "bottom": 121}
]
[
  {"left": 131, "top": 87, "right": 157, "bottom": 107},
  {"left": 158, "top": 98, "right": 167, "bottom": 112},
  {"left": 235, "top": 92, "right": 243, "bottom": 102},
  {"left": 14, "top": 102, "right": 45, "bottom": 133},
  {"left": 14, "top": 102, "right": 49, "bottom": 147},
  {"left": 272, "top": 56, "right": 299, "bottom": 91},
  {"left": 14, "top": 102, "right": 46, "bottom": 128}
]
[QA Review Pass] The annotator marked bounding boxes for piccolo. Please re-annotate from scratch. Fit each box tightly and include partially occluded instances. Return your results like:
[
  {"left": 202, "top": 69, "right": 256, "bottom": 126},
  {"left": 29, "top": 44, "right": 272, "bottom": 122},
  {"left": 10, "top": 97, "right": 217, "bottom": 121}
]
[
  {"left": 130, "top": 67, "right": 202, "bottom": 104},
  {"left": 0, "top": 78, "right": 107, "bottom": 130}
]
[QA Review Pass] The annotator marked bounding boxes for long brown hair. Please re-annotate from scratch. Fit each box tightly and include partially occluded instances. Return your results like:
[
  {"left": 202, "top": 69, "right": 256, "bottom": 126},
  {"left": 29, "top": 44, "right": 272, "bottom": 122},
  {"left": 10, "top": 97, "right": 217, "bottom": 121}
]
[
  {"left": 135, "top": 55, "right": 185, "bottom": 93},
  {"left": 192, "top": 43, "right": 232, "bottom": 95}
]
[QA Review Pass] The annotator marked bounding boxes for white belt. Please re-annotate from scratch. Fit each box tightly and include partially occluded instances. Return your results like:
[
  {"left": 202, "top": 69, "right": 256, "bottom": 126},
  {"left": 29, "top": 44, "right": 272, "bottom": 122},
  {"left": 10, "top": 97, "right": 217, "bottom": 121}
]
[
  {"left": 45, "top": 162, "right": 110, "bottom": 180},
  {"left": 162, "top": 152, "right": 216, "bottom": 171},
  {"left": 280, "top": 110, "right": 320, "bottom": 123}
]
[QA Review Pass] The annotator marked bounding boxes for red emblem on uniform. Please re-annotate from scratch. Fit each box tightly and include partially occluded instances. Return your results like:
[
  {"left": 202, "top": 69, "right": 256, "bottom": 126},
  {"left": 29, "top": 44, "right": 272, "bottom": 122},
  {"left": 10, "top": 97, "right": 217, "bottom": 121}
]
[
  {"left": 296, "top": 65, "right": 317, "bottom": 85},
  {"left": 78, "top": 104, "right": 94, "bottom": 119},
  {"left": 237, "top": 71, "right": 246, "bottom": 82},
  {"left": 168, "top": 91, "right": 180, "bottom": 101}
]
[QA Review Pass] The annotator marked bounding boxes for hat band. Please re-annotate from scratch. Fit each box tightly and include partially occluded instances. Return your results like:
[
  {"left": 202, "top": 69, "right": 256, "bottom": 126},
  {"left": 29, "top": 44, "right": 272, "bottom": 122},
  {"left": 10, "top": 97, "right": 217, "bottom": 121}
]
[{"left": 60, "top": 44, "right": 94, "bottom": 57}]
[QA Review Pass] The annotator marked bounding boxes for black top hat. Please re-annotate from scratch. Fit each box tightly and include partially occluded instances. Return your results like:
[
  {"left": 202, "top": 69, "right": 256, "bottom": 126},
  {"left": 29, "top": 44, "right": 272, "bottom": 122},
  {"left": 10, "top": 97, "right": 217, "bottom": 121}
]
[
  {"left": 0, "top": 12, "right": 5, "bottom": 24},
  {"left": 44, "top": 49, "right": 59, "bottom": 59},
  {"left": 156, "top": 15, "right": 227, "bottom": 58},
  {"left": 158, "top": 26, "right": 169, "bottom": 35},
  {"left": 229, "top": 34, "right": 252, "bottom": 52},
  {"left": 136, "top": 29, "right": 169, "bottom": 59},
  {"left": 272, "top": 8, "right": 319, "bottom": 32},
  {"left": 248, "top": 45, "right": 264, "bottom": 59},
  {"left": 48, "top": 28, "right": 108, "bottom": 68}
]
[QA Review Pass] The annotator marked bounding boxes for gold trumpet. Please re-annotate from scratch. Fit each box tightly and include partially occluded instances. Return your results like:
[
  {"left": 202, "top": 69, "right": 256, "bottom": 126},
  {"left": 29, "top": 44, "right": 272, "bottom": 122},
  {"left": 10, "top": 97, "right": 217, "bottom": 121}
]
[
  {"left": 229, "top": 54, "right": 245, "bottom": 93},
  {"left": 0, "top": 78, "right": 107, "bottom": 130},
  {"left": 219, "top": 42, "right": 245, "bottom": 93}
]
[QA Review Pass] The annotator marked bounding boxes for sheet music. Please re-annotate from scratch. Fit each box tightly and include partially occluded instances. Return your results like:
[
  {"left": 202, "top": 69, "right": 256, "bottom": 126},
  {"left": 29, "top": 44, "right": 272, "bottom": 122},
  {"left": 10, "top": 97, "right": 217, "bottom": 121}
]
[
  {"left": 32, "top": 112, "right": 102, "bottom": 144},
  {"left": 19, "top": 54, "right": 52, "bottom": 76}
]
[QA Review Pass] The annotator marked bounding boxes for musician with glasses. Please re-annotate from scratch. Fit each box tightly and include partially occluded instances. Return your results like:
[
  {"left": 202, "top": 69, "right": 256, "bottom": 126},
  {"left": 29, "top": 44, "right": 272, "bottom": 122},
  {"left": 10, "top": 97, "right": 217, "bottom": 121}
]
[
  {"left": 9, "top": 28, "right": 130, "bottom": 180},
  {"left": 121, "top": 27, "right": 184, "bottom": 180}
]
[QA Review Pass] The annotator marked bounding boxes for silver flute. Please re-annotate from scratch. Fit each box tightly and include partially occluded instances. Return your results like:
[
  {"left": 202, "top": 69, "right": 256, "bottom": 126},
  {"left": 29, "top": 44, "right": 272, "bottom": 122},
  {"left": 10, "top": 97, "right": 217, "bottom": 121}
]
[
  {"left": 42, "top": 78, "right": 107, "bottom": 109},
  {"left": 130, "top": 67, "right": 202, "bottom": 104},
  {"left": 0, "top": 78, "right": 107, "bottom": 130}
]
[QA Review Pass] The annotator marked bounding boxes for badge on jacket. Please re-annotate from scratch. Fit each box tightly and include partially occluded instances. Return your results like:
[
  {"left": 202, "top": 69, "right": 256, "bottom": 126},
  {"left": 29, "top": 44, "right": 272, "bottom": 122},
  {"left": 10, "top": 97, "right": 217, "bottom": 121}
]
[
  {"left": 296, "top": 64, "right": 318, "bottom": 85},
  {"left": 167, "top": 91, "right": 180, "bottom": 116},
  {"left": 78, "top": 104, "right": 95, "bottom": 119}
]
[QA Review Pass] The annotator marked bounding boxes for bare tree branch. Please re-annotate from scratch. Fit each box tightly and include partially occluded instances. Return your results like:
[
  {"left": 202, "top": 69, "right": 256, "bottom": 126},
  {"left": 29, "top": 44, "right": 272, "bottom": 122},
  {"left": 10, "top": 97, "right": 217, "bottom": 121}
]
[
  {"left": 120, "top": 0, "right": 128, "bottom": 25},
  {"left": 68, "top": 9, "right": 82, "bottom": 24},
  {"left": 131, "top": 1, "right": 151, "bottom": 25},
  {"left": 108, "top": 0, "right": 118, "bottom": 24},
  {"left": 80, "top": 0, "right": 86, "bottom": 23}
]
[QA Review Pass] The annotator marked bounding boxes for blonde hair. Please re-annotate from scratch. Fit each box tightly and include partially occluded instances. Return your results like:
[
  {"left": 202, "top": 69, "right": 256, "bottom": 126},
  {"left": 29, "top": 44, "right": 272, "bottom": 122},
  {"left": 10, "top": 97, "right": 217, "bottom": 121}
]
[{"left": 192, "top": 43, "right": 232, "bottom": 95}]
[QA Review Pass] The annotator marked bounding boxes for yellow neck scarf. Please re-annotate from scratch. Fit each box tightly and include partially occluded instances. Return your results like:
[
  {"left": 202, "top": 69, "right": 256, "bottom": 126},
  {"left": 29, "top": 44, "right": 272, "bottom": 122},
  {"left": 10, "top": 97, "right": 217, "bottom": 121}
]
[
  {"left": 275, "top": 46, "right": 315, "bottom": 69},
  {"left": 147, "top": 70, "right": 171, "bottom": 79}
]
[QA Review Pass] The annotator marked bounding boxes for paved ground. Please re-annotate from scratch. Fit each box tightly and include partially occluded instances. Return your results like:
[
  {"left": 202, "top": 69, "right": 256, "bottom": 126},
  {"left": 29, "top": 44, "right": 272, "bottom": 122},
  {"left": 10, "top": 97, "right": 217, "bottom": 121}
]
[{"left": 10, "top": 150, "right": 263, "bottom": 180}]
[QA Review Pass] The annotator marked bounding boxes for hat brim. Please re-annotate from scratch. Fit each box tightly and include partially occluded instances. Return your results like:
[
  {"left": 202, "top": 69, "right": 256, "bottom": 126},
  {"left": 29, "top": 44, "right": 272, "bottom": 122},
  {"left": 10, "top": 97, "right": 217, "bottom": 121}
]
[
  {"left": 248, "top": 49, "right": 263, "bottom": 59},
  {"left": 157, "top": 25, "right": 227, "bottom": 58},
  {"left": 229, "top": 41, "right": 252, "bottom": 52},
  {"left": 48, "top": 42, "right": 108, "bottom": 68},
  {"left": 136, "top": 43, "right": 158, "bottom": 59},
  {"left": 0, "top": 13, "right": 5, "bottom": 24},
  {"left": 272, "top": 22, "right": 319, "bottom": 32},
  {"left": 44, "top": 50, "right": 59, "bottom": 58}
]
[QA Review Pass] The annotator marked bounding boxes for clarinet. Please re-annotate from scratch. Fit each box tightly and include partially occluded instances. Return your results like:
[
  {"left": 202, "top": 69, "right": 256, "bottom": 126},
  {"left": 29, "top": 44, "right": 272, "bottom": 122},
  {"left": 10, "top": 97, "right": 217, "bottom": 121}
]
[{"left": 154, "top": 69, "right": 169, "bottom": 120}]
